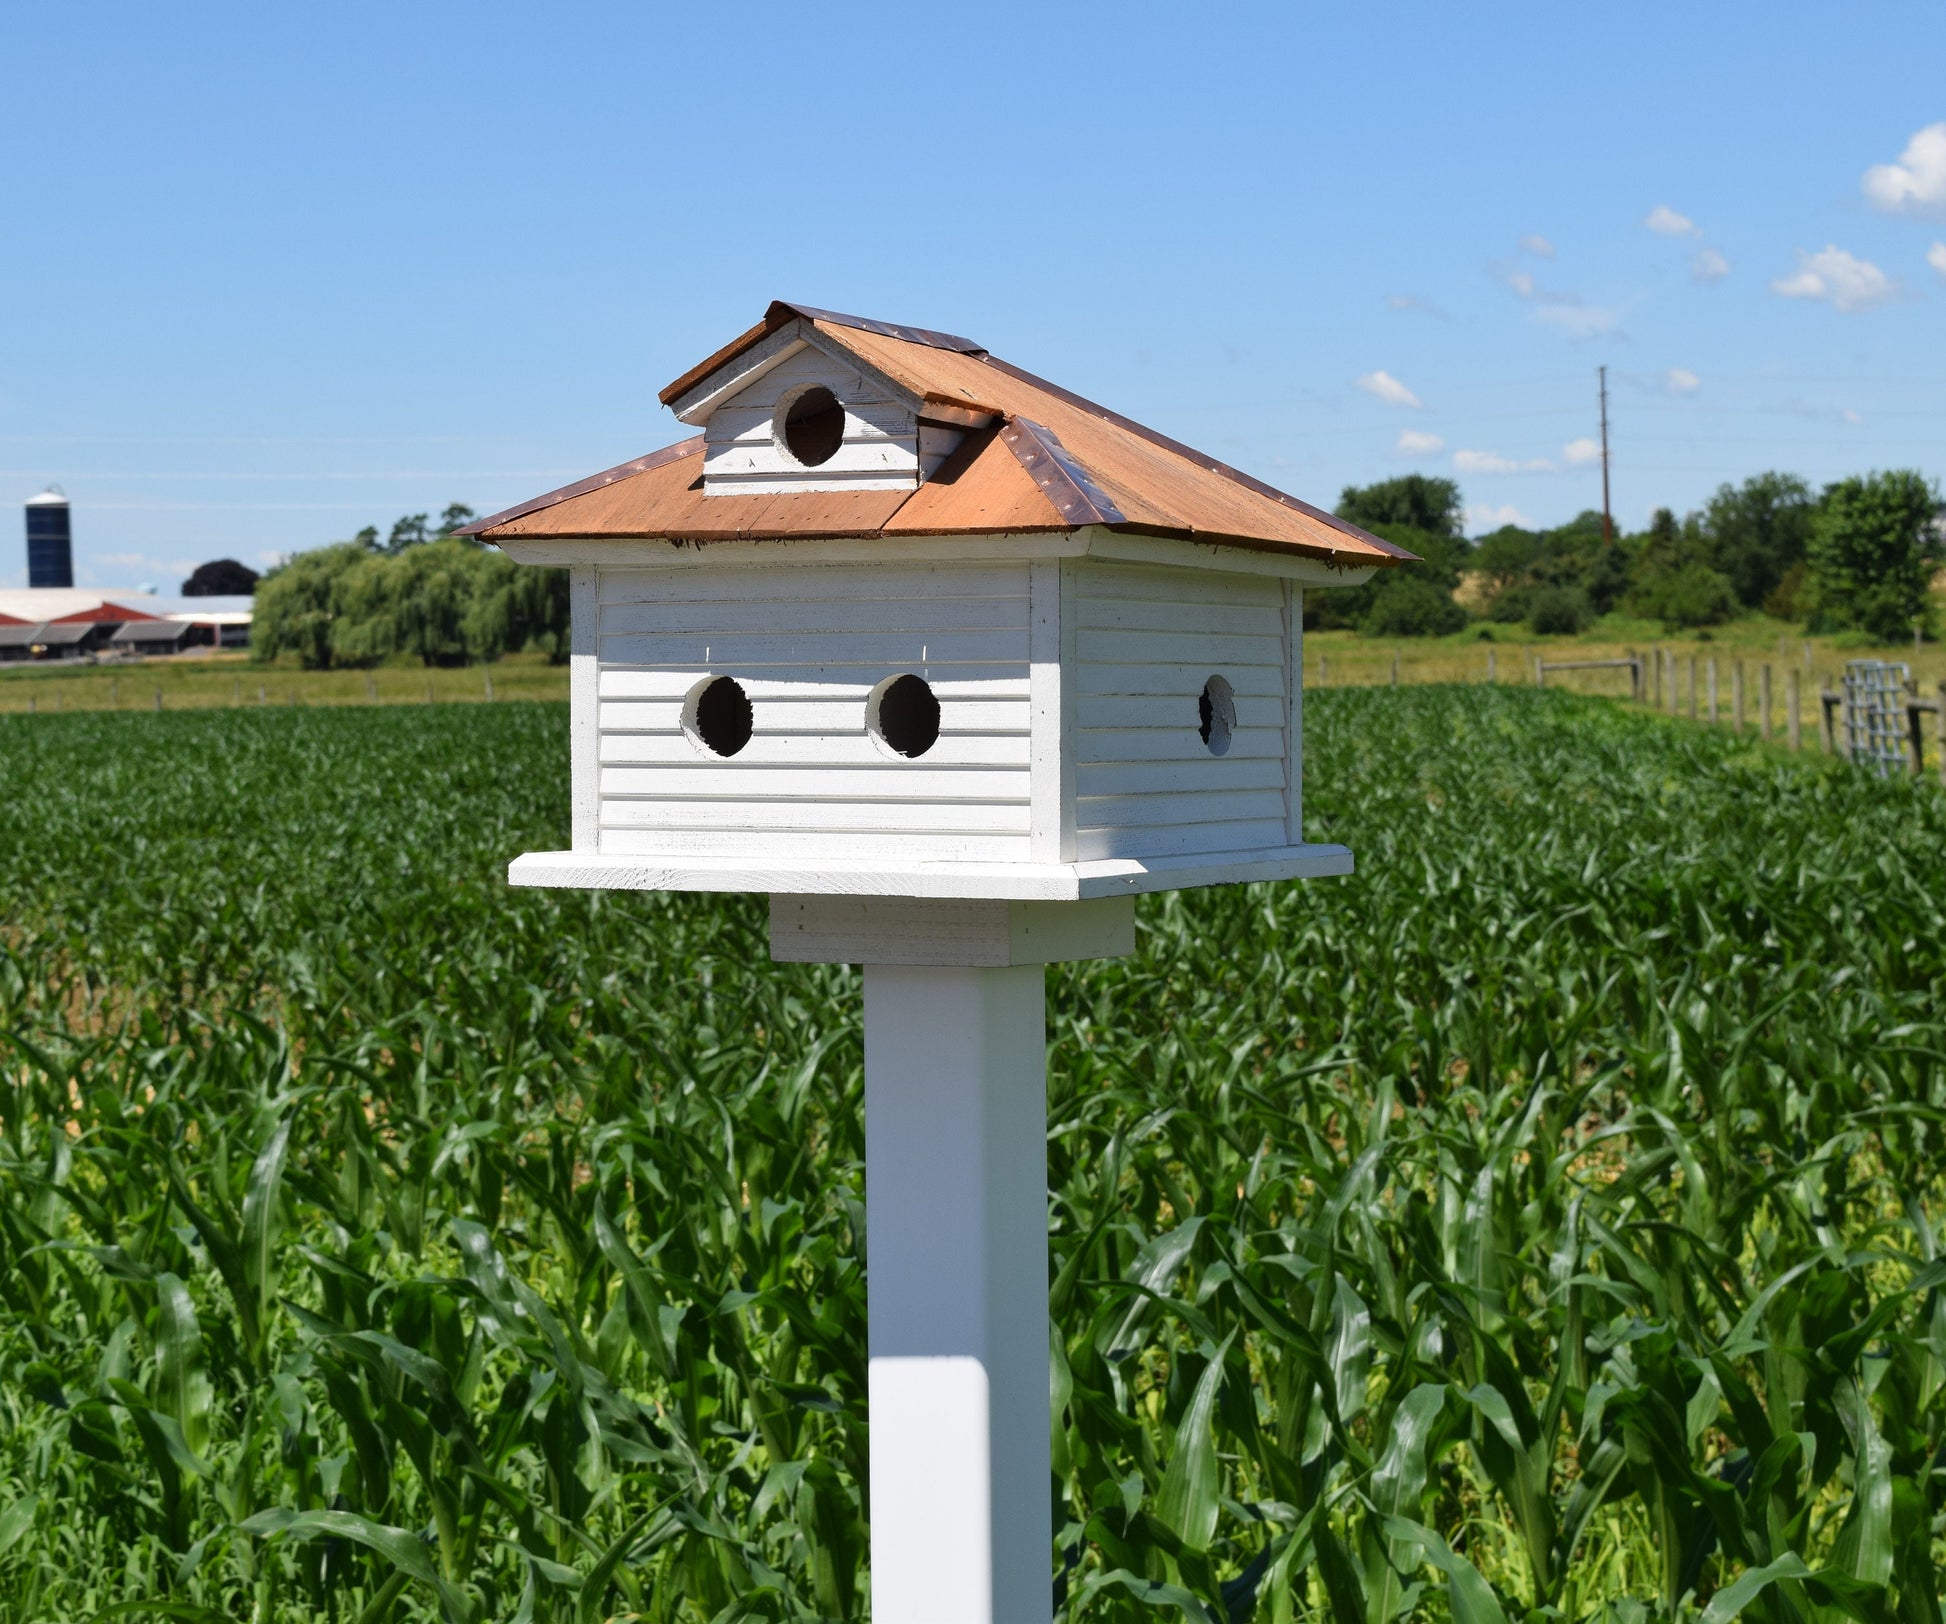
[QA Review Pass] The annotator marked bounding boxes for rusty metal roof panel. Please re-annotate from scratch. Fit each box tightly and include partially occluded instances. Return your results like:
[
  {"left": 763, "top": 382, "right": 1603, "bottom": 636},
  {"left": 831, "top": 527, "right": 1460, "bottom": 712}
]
[{"left": 493, "top": 303, "right": 1413, "bottom": 566}]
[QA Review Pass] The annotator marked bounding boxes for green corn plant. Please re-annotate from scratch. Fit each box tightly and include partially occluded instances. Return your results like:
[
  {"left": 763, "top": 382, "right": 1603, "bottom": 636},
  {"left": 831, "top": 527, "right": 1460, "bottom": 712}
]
[{"left": 0, "top": 690, "right": 1942, "bottom": 1620}]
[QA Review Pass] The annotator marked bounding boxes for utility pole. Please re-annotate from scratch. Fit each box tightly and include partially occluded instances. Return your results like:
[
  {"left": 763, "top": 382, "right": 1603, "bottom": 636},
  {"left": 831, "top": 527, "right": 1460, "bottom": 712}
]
[{"left": 1598, "top": 365, "right": 1613, "bottom": 545}]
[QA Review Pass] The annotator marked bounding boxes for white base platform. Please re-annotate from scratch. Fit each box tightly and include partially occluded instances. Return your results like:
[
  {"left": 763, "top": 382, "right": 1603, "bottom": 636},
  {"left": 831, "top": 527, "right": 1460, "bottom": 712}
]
[{"left": 507, "top": 842, "right": 1354, "bottom": 901}]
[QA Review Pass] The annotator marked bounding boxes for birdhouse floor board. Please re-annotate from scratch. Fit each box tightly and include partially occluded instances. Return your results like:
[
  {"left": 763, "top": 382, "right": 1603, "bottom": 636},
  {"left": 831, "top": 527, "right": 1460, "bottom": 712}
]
[{"left": 506, "top": 842, "right": 1353, "bottom": 899}]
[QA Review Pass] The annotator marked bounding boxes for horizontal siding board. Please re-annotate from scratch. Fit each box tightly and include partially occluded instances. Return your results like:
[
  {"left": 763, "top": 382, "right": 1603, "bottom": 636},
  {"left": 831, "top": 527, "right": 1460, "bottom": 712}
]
[
  {"left": 1075, "top": 788, "right": 1287, "bottom": 829},
  {"left": 1076, "top": 597, "right": 1285, "bottom": 636},
  {"left": 709, "top": 400, "right": 914, "bottom": 440},
  {"left": 1076, "top": 725, "right": 1283, "bottom": 764},
  {"left": 1077, "top": 759, "right": 1286, "bottom": 799},
  {"left": 600, "top": 732, "right": 1031, "bottom": 769},
  {"left": 599, "top": 563, "right": 1028, "bottom": 606},
  {"left": 601, "top": 827, "right": 1032, "bottom": 862},
  {"left": 704, "top": 438, "right": 917, "bottom": 477},
  {"left": 599, "top": 668, "right": 1032, "bottom": 698},
  {"left": 1074, "top": 662, "right": 1285, "bottom": 697},
  {"left": 600, "top": 697, "right": 1029, "bottom": 733},
  {"left": 1078, "top": 693, "right": 1284, "bottom": 730},
  {"left": 1077, "top": 627, "right": 1284, "bottom": 665},
  {"left": 599, "top": 595, "right": 1027, "bottom": 637},
  {"left": 597, "top": 629, "right": 1030, "bottom": 667},
  {"left": 600, "top": 765, "right": 1028, "bottom": 802},
  {"left": 1074, "top": 820, "right": 1288, "bottom": 861},
  {"left": 599, "top": 799, "right": 1031, "bottom": 834},
  {"left": 1082, "top": 563, "right": 1286, "bottom": 608}
]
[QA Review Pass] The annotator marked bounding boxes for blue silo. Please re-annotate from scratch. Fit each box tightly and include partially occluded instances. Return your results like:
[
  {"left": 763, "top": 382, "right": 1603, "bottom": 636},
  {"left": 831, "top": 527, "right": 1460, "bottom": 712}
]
[{"left": 25, "top": 487, "right": 73, "bottom": 588}]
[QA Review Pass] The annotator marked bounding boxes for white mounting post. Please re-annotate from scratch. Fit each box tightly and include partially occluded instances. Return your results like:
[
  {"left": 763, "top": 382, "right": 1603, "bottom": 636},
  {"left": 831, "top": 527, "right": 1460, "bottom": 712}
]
[{"left": 770, "top": 894, "right": 1136, "bottom": 1624}]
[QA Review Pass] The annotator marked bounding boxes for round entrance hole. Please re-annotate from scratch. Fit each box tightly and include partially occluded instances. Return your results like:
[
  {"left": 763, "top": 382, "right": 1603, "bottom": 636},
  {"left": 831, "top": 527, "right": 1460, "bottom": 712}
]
[
  {"left": 684, "top": 675, "right": 754, "bottom": 757},
  {"left": 779, "top": 385, "right": 845, "bottom": 467},
  {"left": 868, "top": 673, "right": 941, "bottom": 759},
  {"left": 1198, "top": 674, "right": 1235, "bottom": 757}
]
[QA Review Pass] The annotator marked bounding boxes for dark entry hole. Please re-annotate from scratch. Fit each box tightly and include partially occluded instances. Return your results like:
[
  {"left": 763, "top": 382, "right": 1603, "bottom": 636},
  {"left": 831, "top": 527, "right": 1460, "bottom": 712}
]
[
  {"left": 872, "top": 674, "right": 941, "bottom": 758},
  {"left": 1198, "top": 675, "right": 1235, "bottom": 756},
  {"left": 782, "top": 386, "right": 845, "bottom": 467},
  {"left": 691, "top": 675, "right": 753, "bottom": 757}
]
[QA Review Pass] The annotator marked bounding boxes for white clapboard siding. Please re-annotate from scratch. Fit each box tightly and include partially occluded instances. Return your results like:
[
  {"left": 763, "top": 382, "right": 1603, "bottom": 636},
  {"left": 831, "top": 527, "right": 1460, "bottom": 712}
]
[
  {"left": 1070, "top": 559, "right": 1293, "bottom": 861},
  {"left": 601, "top": 733, "right": 1031, "bottom": 769},
  {"left": 602, "top": 828, "right": 1033, "bottom": 862},
  {"left": 600, "top": 697, "right": 1029, "bottom": 734},
  {"left": 592, "top": 560, "right": 1033, "bottom": 863},
  {"left": 703, "top": 345, "right": 919, "bottom": 494},
  {"left": 1073, "top": 819, "right": 1290, "bottom": 862}
]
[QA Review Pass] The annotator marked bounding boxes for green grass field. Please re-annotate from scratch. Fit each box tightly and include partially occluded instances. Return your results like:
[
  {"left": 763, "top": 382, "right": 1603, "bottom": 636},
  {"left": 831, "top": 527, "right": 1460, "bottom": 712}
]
[{"left": 2, "top": 691, "right": 1944, "bottom": 1621}]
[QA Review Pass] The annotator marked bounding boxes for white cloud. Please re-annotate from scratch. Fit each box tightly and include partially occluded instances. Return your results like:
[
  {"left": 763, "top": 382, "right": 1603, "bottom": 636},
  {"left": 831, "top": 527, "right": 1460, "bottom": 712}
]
[
  {"left": 1663, "top": 367, "right": 1701, "bottom": 395},
  {"left": 1519, "top": 234, "right": 1556, "bottom": 258},
  {"left": 1386, "top": 293, "right": 1450, "bottom": 320},
  {"left": 1563, "top": 437, "right": 1603, "bottom": 466},
  {"left": 1863, "top": 122, "right": 1946, "bottom": 216},
  {"left": 1395, "top": 429, "right": 1445, "bottom": 456},
  {"left": 1692, "top": 248, "right": 1731, "bottom": 283},
  {"left": 1467, "top": 502, "right": 1536, "bottom": 532},
  {"left": 1454, "top": 449, "right": 1555, "bottom": 475},
  {"left": 256, "top": 549, "right": 286, "bottom": 567},
  {"left": 1929, "top": 242, "right": 1946, "bottom": 279},
  {"left": 1645, "top": 205, "right": 1699, "bottom": 237},
  {"left": 1771, "top": 245, "right": 1897, "bottom": 311},
  {"left": 1356, "top": 369, "right": 1423, "bottom": 409},
  {"left": 1533, "top": 301, "right": 1622, "bottom": 338}
]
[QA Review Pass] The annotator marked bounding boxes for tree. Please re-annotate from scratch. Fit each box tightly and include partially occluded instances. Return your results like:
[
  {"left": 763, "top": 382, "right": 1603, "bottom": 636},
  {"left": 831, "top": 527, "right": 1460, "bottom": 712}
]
[
  {"left": 1336, "top": 475, "right": 1463, "bottom": 540},
  {"left": 386, "top": 513, "right": 431, "bottom": 555},
  {"left": 252, "top": 538, "right": 570, "bottom": 669},
  {"left": 181, "top": 558, "right": 261, "bottom": 596},
  {"left": 1806, "top": 469, "right": 1940, "bottom": 641},
  {"left": 1625, "top": 508, "right": 1736, "bottom": 628},
  {"left": 438, "top": 503, "right": 478, "bottom": 538},
  {"left": 1700, "top": 472, "right": 1815, "bottom": 609},
  {"left": 354, "top": 526, "right": 380, "bottom": 551}
]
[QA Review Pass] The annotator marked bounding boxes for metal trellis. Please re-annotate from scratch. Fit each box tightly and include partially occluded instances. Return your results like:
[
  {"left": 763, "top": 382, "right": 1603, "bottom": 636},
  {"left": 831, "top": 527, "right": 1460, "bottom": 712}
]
[{"left": 1843, "top": 659, "right": 1910, "bottom": 776}]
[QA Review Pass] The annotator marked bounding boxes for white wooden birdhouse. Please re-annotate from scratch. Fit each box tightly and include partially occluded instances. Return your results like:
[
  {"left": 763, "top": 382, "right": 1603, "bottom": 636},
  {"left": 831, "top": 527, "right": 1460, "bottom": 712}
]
[
  {"left": 469, "top": 302, "right": 1409, "bottom": 1624},
  {"left": 467, "top": 301, "right": 1408, "bottom": 905}
]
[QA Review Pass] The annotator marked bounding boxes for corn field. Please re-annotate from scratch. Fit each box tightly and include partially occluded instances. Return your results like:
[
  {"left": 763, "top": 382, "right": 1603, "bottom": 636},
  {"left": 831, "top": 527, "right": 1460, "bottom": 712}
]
[{"left": 1, "top": 689, "right": 1943, "bottom": 1623}]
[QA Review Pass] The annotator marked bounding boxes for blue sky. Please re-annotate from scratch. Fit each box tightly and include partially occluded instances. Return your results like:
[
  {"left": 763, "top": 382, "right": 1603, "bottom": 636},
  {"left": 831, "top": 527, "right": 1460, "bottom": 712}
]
[{"left": 5, "top": 2, "right": 1946, "bottom": 590}]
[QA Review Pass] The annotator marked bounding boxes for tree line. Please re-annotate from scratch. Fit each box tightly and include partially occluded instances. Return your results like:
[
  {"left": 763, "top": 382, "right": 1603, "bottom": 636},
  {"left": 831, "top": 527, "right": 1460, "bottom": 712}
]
[
  {"left": 252, "top": 506, "right": 570, "bottom": 668},
  {"left": 1321, "top": 469, "right": 1941, "bottom": 642}
]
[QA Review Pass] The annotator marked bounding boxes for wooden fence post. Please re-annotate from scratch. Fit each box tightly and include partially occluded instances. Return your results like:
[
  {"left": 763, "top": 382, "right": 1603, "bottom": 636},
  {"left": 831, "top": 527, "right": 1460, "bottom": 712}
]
[
  {"left": 1759, "top": 665, "right": 1772, "bottom": 741},
  {"left": 485, "top": 668, "right": 495, "bottom": 703},
  {"left": 1707, "top": 658, "right": 1718, "bottom": 723},
  {"left": 26, "top": 695, "right": 34, "bottom": 715},
  {"left": 1688, "top": 655, "right": 1698, "bottom": 720},
  {"left": 258, "top": 683, "right": 267, "bottom": 706},
  {"left": 1651, "top": 648, "right": 1661, "bottom": 708},
  {"left": 1318, "top": 654, "right": 1327, "bottom": 686},
  {"left": 1666, "top": 651, "right": 1678, "bottom": 716},
  {"left": 1788, "top": 669, "right": 1802, "bottom": 751},
  {"left": 1937, "top": 682, "right": 1945, "bottom": 786},
  {"left": 427, "top": 677, "right": 436, "bottom": 706},
  {"left": 1733, "top": 663, "right": 1745, "bottom": 733},
  {"left": 1820, "top": 686, "right": 1836, "bottom": 754},
  {"left": 367, "top": 672, "right": 378, "bottom": 703},
  {"left": 153, "top": 690, "right": 162, "bottom": 713},
  {"left": 1390, "top": 650, "right": 1400, "bottom": 687}
]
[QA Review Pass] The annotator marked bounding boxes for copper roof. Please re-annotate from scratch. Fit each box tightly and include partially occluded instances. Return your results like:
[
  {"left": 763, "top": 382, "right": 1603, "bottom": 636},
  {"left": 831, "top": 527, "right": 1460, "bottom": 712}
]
[{"left": 467, "top": 301, "right": 1411, "bottom": 567}]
